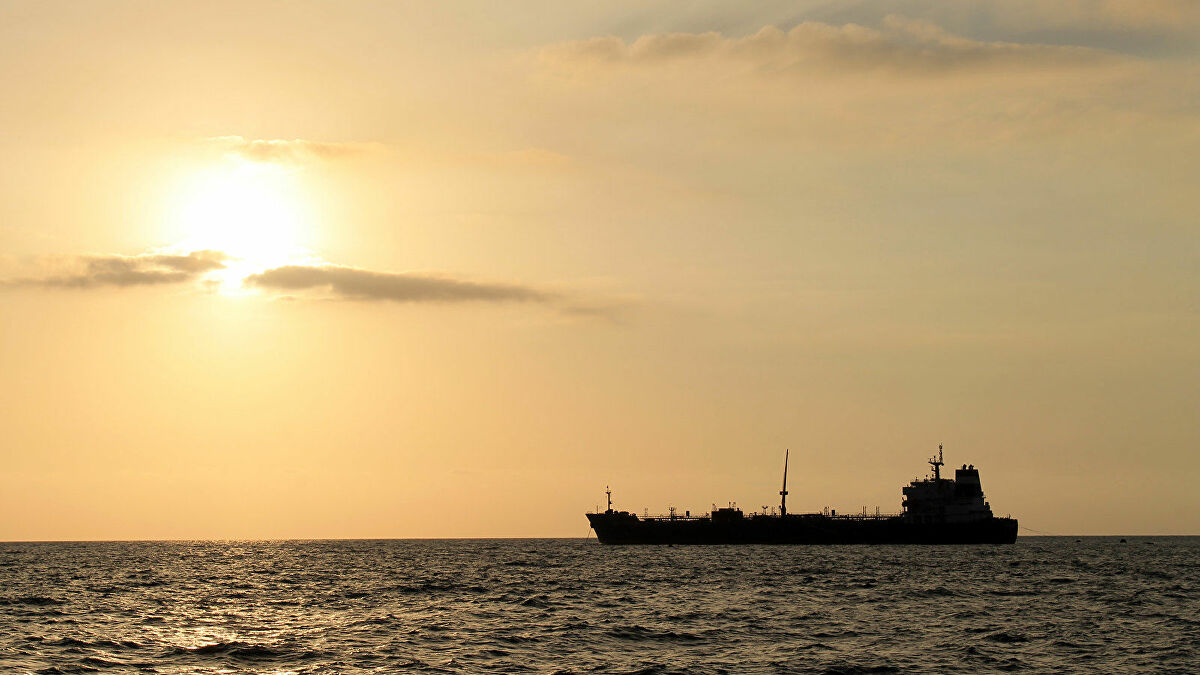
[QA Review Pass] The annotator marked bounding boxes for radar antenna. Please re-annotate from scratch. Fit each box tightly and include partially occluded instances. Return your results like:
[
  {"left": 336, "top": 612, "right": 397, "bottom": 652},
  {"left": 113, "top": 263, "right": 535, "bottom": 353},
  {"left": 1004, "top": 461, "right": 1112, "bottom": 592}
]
[
  {"left": 929, "top": 444, "right": 945, "bottom": 481},
  {"left": 779, "top": 449, "right": 789, "bottom": 517}
]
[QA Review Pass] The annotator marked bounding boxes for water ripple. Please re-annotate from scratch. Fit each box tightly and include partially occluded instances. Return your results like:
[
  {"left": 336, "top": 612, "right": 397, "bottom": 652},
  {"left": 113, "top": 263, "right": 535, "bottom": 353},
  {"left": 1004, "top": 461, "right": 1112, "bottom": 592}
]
[{"left": 0, "top": 538, "right": 1196, "bottom": 673}]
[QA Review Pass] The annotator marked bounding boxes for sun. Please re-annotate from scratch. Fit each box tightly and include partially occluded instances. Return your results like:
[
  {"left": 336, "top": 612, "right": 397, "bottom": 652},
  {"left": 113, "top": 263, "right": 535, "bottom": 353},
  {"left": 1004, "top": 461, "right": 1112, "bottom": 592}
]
[{"left": 165, "top": 158, "right": 316, "bottom": 291}]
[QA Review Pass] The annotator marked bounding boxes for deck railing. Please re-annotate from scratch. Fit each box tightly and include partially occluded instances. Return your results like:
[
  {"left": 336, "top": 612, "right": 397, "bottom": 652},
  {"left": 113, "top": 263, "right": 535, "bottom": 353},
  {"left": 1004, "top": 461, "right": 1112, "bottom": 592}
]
[{"left": 616, "top": 511, "right": 905, "bottom": 521}]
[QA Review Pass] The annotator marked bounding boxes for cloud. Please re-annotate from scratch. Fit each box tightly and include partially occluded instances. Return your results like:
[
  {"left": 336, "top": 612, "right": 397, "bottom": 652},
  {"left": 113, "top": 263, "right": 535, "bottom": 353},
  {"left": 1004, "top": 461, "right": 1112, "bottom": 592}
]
[
  {"left": 244, "top": 265, "right": 553, "bottom": 304},
  {"left": 5, "top": 251, "right": 227, "bottom": 289},
  {"left": 209, "top": 136, "right": 363, "bottom": 163},
  {"left": 4, "top": 254, "right": 619, "bottom": 319},
  {"left": 1011, "top": 0, "right": 1200, "bottom": 31},
  {"left": 539, "top": 16, "right": 1115, "bottom": 76}
]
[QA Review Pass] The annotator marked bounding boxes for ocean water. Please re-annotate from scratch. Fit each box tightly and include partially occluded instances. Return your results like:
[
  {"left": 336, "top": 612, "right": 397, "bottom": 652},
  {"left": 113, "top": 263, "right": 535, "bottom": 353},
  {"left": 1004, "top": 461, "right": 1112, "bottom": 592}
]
[{"left": 0, "top": 538, "right": 1196, "bottom": 674}]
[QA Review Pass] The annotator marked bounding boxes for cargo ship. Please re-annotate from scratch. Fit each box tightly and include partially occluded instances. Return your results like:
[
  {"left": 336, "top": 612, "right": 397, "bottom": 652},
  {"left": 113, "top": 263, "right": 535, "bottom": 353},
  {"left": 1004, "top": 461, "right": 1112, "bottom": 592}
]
[{"left": 586, "top": 446, "right": 1017, "bottom": 544}]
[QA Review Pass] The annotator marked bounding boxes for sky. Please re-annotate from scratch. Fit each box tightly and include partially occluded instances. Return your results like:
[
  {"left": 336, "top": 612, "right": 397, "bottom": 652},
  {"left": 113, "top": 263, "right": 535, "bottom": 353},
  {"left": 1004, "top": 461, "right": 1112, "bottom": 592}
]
[{"left": 1, "top": 0, "right": 1197, "bottom": 539}]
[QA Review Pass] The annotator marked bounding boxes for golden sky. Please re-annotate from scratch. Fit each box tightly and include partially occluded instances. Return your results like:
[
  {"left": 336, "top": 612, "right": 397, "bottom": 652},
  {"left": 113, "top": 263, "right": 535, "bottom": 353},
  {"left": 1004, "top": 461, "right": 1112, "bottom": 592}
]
[{"left": 1, "top": 0, "right": 1198, "bottom": 538}]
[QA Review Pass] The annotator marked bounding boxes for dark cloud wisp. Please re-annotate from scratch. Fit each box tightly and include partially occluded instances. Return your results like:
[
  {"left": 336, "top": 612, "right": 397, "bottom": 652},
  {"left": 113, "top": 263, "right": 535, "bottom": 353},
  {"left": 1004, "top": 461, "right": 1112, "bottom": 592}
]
[
  {"left": 7, "top": 251, "right": 226, "bottom": 289},
  {"left": 244, "top": 265, "right": 553, "bottom": 304}
]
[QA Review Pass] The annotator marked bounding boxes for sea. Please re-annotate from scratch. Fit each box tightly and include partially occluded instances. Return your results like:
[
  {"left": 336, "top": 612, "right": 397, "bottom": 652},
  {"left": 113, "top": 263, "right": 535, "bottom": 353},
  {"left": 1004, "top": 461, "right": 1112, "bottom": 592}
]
[{"left": 0, "top": 537, "right": 1196, "bottom": 674}]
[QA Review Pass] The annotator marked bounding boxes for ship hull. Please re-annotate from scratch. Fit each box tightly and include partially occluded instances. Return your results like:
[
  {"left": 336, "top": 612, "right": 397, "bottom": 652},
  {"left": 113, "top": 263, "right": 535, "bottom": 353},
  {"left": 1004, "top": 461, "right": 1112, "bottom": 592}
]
[{"left": 587, "top": 513, "right": 1018, "bottom": 545}]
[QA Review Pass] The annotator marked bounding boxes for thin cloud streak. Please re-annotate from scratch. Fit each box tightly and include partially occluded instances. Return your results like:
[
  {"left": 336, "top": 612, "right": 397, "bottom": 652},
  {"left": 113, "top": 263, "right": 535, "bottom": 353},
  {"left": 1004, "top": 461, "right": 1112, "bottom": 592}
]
[
  {"left": 4, "top": 251, "right": 227, "bottom": 289},
  {"left": 244, "top": 265, "right": 553, "bottom": 304},
  {"left": 1004, "top": 0, "right": 1200, "bottom": 31},
  {"left": 540, "top": 16, "right": 1115, "bottom": 76},
  {"left": 209, "top": 136, "right": 363, "bottom": 163}
]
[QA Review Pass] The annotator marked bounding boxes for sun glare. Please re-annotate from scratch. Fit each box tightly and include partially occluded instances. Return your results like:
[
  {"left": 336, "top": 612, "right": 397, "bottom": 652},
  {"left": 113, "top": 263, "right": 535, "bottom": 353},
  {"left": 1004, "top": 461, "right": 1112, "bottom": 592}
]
[{"left": 166, "top": 158, "right": 315, "bottom": 292}]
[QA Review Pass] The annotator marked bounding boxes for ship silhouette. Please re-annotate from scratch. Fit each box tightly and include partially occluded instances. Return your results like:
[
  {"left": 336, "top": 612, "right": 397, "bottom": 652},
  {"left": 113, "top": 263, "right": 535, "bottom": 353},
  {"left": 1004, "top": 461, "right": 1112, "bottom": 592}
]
[{"left": 587, "top": 446, "right": 1018, "bottom": 544}]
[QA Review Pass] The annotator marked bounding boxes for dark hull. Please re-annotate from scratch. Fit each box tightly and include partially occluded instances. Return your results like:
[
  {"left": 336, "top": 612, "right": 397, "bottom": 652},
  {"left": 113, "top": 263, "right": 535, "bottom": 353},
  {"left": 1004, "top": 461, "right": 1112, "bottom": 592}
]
[{"left": 587, "top": 513, "right": 1018, "bottom": 545}]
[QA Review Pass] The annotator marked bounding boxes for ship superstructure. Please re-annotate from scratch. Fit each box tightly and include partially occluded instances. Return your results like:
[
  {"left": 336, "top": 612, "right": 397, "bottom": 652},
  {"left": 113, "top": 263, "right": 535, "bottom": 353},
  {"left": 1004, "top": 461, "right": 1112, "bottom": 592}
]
[
  {"left": 586, "top": 446, "right": 1017, "bottom": 545},
  {"left": 902, "top": 445, "right": 997, "bottom": 526}
]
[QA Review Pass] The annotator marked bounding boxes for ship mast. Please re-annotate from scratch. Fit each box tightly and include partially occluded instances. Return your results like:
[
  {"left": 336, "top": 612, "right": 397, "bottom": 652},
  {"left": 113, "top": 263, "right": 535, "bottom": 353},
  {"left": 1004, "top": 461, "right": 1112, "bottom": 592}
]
[
  {"left": 605, "top": 485, "right": 612, "bottom": 513},
  {"left": 779, "top": 449, "right": 789, "bottom": 517},
  {"left": 929, "top": 444, "right": 944, "bottom": 481}
]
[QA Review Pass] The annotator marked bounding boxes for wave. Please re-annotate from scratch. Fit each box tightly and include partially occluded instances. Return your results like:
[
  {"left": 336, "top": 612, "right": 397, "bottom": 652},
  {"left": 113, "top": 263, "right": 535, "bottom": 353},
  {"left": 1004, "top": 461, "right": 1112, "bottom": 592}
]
[
  {"left": 80, "top": 656, "right": 128, "bottom": 668},
  {"left": 162, "top": 641, "right": 283, "bottom": 659},
  {"left": 0, "top": 596, "right": 64, "bottom": 606},
  {"left": 42, "top": 638, "right": 142, "bottom": 652},
  {"left": 606, "top": 625, "right": 703, "bottom": 642},
  {"left": 984, "top": 631, "right": 1030, "bottom": 643},
  {"left": 518, "top": 595, "right": 554, "bottom": 608},
  {"left": 913, "top": 586, "right": 960, "bottom": 597}
]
